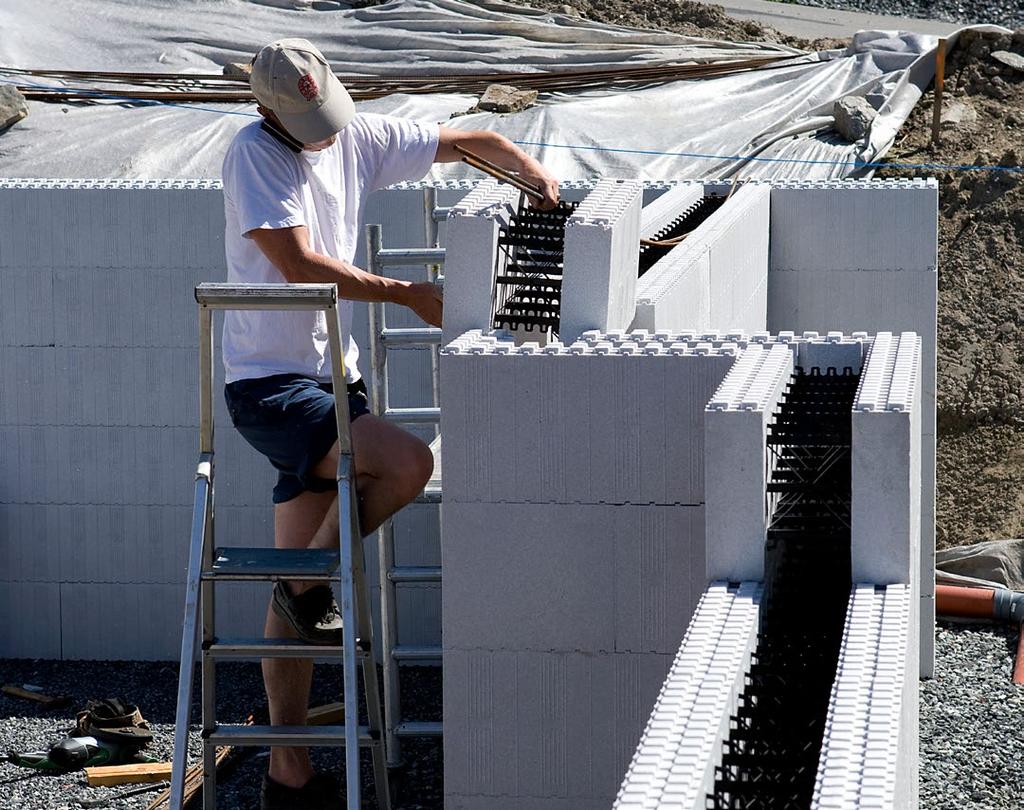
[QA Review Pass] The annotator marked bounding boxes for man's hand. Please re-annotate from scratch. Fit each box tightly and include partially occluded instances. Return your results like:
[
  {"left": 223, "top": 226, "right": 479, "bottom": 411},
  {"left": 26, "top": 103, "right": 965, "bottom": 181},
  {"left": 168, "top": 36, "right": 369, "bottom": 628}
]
[
  {"left": 401, "top": 282, "right": 443, "bottom": 327},
  {"left": 519, "top": 166, "right": 560, "bottom": 210}
]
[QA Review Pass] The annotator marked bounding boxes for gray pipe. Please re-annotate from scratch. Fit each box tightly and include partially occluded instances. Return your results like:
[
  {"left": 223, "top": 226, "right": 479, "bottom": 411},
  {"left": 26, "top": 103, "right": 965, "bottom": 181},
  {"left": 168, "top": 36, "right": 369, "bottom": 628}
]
[{"left": 993, "top": 589, "right": 1024, "bottom": 623}]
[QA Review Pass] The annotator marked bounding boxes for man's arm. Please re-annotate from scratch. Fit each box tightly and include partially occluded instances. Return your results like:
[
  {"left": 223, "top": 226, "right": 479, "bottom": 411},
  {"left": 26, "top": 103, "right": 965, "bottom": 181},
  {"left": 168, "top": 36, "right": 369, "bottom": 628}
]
[
  {"left": 250, "top": 225, "right": 443, "bottom": 327},
  {"left": 435, "top": 128, "right": 560, "bottom": 210}
]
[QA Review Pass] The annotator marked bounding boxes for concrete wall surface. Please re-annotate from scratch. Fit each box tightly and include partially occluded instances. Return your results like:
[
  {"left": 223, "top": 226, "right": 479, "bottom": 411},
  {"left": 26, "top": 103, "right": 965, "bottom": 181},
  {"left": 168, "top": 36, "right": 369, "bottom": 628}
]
[{"left": 0, "top": 179, "right": 461, "bottom": 660}]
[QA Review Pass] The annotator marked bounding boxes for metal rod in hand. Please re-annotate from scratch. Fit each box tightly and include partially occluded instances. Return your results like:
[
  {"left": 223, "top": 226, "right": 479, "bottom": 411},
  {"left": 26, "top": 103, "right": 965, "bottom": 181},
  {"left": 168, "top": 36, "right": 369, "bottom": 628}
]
[{"left": 453, "top": 143, "right": 546, "bottom": 203}]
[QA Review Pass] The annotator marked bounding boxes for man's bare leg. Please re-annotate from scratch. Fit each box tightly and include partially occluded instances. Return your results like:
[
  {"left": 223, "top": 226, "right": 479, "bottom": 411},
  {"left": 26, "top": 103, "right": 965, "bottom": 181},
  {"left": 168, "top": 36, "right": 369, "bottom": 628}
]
[{"left": 265, "top": 415, "right": 432, "bottom": 788}]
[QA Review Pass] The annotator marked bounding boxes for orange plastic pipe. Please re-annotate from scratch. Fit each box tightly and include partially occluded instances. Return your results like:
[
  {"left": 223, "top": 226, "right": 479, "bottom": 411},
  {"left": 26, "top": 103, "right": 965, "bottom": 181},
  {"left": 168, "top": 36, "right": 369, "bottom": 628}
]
[
  {"left": 935, "top": 584, "right": 995, "bottom": 619},
  {"left": 936, "top": 584, "right": 1024, "bottom": 685}
]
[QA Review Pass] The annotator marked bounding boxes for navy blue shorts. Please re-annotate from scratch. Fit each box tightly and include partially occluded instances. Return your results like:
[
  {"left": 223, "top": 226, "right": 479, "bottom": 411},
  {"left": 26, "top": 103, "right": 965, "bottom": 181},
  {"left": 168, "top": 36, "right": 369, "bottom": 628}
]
[{"left": 224, "top": 374, "right": 371, "bottom": 504}]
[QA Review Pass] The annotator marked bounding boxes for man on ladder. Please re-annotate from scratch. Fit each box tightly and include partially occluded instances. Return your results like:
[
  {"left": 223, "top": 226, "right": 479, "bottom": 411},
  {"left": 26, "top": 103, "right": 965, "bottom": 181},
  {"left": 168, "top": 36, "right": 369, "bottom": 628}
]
[{"left": 221, "top": 38, "right": 559, "bottom": 809}]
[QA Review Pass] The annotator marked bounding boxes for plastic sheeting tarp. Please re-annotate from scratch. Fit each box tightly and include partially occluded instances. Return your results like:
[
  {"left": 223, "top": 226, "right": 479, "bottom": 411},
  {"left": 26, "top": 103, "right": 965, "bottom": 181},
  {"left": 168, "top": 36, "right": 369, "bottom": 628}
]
[
  {"left": 0, "top": 0, "right": 946, "bottom": 179},
  {"left": 937, "top": 539, "right": 1024, "bottom": 592}
]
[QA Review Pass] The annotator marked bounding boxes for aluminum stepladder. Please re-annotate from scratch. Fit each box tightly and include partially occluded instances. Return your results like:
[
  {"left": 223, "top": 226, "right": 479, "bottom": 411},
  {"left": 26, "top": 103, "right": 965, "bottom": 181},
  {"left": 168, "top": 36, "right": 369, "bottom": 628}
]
[
  {"left": 365, "top": 188, "right": 450, "bottom": 765},
  {"left": 169, "top": 282, "right": 390, "bottom": 810}
]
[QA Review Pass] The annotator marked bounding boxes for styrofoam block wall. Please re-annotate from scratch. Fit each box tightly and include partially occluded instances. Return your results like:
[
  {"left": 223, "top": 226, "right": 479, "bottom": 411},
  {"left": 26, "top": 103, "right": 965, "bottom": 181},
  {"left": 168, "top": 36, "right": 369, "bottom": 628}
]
[
  {"left": 633, "top": 184, "right": 769, "bottom": 335},
  {"left": 444, "top": 648, "right": 672, "bottom": 807},
  {"left": 705, "top": 344, "right": 794, "bottom": 582},
  {"left": 439, "top": 179, "right": 520, "bottom": 345},
  {"left": 614, "top": 582, "right": 762, "bottom": 810},
  {"left": 852, "top": 333, "right": 922, "bottom": 586},
  {"left": 0, "top": 180, "right": 445, "bottom": 659},
  {"left": 442, "top": 501, "right": 704, "bottom": 655},
  {"left": 766, "top": 178, "right": 937, "bottom": 677},
  {"left": 560, "top": 180, "right": 643, "bottom": 341},
  {"left": 813, "top": 584, "right": 918, "bottom": 810},
  {"left": 440, "top": 330, "right": 737, "bottom": 506}
]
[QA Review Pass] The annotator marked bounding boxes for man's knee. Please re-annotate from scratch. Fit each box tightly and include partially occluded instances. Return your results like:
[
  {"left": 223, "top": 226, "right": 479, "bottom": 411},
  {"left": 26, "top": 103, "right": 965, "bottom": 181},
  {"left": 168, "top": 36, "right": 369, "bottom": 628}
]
[{"left": 396, "top": 436, "right": 433, "bottom": 500}]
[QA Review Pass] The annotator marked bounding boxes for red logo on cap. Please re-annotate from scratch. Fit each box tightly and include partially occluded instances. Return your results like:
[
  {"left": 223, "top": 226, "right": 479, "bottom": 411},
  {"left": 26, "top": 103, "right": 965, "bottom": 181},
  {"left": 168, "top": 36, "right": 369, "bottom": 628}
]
[{"left": 297, "top": 73, "right": 318, "bottom": 101}]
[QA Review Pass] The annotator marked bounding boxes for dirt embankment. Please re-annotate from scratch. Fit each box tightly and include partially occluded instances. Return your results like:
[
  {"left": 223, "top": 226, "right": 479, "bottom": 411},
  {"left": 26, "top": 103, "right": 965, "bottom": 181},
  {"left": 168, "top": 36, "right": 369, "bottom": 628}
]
[{"left": 880, "top": 28, "right": 1024, "bottom": 547}]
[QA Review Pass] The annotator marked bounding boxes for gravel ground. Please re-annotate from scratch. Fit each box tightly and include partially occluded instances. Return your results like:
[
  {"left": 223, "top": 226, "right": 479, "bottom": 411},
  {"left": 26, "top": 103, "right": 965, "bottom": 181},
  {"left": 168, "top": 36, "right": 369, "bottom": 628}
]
[
  {"left": 775, "top": 0, "right": 1024, "bottom": 29},
  {"left": 2, "top": 625, "right": 1022, "bottom": 809},
  {"left": 921, "top": 622, "right": 1024, "bottom": 807},
  {"left": 0, "top": 662, "right": 440, "bottom": 809}
]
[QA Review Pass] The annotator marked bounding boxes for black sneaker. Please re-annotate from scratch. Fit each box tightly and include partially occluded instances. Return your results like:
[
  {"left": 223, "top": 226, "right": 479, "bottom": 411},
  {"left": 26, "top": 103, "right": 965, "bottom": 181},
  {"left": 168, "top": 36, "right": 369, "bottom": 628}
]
[
  {"left": 261, "top": 772, "right": 341, "bottom": 810},
  {"left": 272, "top": 582, "right": 344, "bottom": 645}
]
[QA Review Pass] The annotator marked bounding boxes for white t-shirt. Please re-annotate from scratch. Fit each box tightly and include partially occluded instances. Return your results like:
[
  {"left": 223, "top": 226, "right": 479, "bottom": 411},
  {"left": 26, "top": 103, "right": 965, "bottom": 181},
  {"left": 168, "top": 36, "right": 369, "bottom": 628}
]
[{"left": 221, "top": 114, "right": 440, "bottom": 384}]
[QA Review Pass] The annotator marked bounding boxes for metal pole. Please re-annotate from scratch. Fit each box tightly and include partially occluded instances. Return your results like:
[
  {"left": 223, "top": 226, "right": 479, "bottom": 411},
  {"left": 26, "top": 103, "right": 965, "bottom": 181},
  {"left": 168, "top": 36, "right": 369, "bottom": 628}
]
[
  {"left": 366, "top": 224, "right": 403, "bottom": 768},
  {"left": 324, "top": 298, "right": 361, "bottom": 810},
  {"left": 198, "top": 304, "right": 218, "bottom": 810},
  {"left": 424, "top": 188, "right": 442, "bottom": 438},
  {"left": 931, "top": 38, "right": 947, "bottom": 146}
]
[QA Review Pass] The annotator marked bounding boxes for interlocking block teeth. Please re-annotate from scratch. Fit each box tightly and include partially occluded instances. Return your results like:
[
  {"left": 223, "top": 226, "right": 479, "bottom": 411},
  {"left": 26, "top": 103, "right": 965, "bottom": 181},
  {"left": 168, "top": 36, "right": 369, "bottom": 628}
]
[
  {"left": 813, "top": 584, "right": 916, "bottom": 810},
  {"left": 615, "top": 582, "right": 762, "bottom": 810}
]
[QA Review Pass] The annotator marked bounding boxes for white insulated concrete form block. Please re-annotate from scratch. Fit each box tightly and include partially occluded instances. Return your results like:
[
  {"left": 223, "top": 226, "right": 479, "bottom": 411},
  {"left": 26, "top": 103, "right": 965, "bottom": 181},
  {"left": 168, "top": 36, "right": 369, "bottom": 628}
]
[
  {"left": 441, "top": 332, "right": 735, "bottom": 506},
  {"left": 615, "top": 582, "right": 762, "bottom": 810},
  {"left": 633, "top": 184, "right": 769, "bottom": 335},
  {"left": 443, "top": 648, "right": 672, "bottom": 805},
  {"left": 852, "top": 333, "right": 922, "bottom": 585},
  {"left": 705, "top": 344, "right": 794, "bottom": 582},
  {"left": 442, "top": 501, "right": 704, "bottom": 654},
  {"left": 769, "top": 179, "right": 938, "bottom": 274},
  {"left": 560, "top": 180, "right": 643, "bottom": 341},
  {"left": 441, "top": 180, "right": 520, "bottom": 344},
  {"left": 813, "top": 584, "right": 918, "bottom": 810}
]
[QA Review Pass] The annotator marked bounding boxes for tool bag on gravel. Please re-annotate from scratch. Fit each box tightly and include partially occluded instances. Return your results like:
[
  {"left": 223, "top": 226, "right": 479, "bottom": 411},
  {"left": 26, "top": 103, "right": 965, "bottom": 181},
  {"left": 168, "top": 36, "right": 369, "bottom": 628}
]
[{"left": 73, "top": 698, "right": 153, "bottom": 747}]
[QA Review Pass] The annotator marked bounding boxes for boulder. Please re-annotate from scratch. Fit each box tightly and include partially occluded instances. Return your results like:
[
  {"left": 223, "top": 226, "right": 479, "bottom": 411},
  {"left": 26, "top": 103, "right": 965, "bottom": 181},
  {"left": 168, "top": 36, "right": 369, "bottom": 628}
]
[
  {"left": 833, "top": 95, "right": 877, "bottom": 142},
  {"left": 476, "top": 84, "right": 539, "bottom": 114},
  {"left": 0, "top": 85, "right": 28, "bottom": 133}
]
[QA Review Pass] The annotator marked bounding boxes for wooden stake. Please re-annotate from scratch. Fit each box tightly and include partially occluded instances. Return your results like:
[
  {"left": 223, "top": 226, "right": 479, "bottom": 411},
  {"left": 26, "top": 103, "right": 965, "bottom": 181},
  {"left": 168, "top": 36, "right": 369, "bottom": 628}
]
[
  {"left": 931, "top": 38, "right": 947, "bottom": 146},
  {"left": 307, "top": 702, "right": 345, "bottom": 725},
  {"left": 2, "top": 684, "right": 72, "bottom": 709}
]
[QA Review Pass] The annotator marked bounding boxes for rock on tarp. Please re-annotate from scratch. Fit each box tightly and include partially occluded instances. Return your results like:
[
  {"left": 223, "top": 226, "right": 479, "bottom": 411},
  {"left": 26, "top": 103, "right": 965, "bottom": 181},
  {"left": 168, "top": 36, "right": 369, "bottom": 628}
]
[{"left": 0, "top": 85, "right": 28, "bottom": 133}]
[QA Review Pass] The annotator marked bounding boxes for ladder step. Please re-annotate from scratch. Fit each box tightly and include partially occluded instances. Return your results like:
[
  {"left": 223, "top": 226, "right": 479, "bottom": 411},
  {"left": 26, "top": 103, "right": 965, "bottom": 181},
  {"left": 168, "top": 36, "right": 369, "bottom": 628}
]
[
  {"left": 415, "top": 488, "right": 442, "bottom": 504},
  {"left": 205, "top": 547, "right": 339, "bottom": 580},
  {"left": 380, "top": 327, "right": 442, "bottom": 347},
  {"left": 204, "top": 637, "right": 369, "bottom": 659},
  {"left": 393, "top": 644, "right": 442, "bottom": 661},
  {"left": 395, "top": 721, "right": 442, "bottom": 737},
  {"left": 383, "top": 406, "right": 440, "bottom": 425},
  {"left": 205, "top": 724, "right": 376, "bottom": 747},
  {"left": 388, "top": 566, "right": 441, "bottom": 584}
]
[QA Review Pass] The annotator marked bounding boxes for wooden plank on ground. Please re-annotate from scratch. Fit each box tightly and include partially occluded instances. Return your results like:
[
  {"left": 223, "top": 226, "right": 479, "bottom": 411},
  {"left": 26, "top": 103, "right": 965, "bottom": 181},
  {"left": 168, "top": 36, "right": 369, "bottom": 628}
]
[
  {"left": 86, "top": 762, "right": 173, "bottom": 787},
  {"left": 308, "top": 702, "right": 344, "bottom": 725},
  {"left": 2, "top": 684, "right": 73, "bottom": 709}
]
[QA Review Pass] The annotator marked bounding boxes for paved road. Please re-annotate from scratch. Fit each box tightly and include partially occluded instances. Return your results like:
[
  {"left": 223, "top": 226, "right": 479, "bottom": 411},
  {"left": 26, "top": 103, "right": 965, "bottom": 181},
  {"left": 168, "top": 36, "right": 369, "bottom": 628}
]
[{"left": 701, "top": 0, "right": 961, "bottom": 39}]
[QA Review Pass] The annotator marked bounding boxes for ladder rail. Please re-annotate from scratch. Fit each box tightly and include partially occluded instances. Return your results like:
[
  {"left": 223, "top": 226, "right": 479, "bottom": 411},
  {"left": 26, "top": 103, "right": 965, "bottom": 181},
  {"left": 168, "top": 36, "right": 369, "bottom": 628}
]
[
  {"left": 366, "top": 202, "right": 446, "bottom": 768},
  {"left": 325, "top": 301, "right": 364, "bottom": 810},
  {"left": 168, "top": 456, "right": 212, "bottom": 810}
]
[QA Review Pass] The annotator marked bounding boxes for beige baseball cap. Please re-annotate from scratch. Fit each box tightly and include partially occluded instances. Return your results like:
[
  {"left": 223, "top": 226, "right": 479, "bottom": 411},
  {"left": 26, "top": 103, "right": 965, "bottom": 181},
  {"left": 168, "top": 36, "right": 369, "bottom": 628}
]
[{"left": 250, "top": 38, "right": 355, "bottom": 144}]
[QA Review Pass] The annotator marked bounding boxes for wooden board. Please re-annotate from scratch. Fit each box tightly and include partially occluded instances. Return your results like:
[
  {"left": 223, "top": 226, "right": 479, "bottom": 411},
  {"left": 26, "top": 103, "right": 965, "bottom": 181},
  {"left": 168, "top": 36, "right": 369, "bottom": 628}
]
[{"left": 86, "top": 762, "right": 173, "bottom": 787}]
